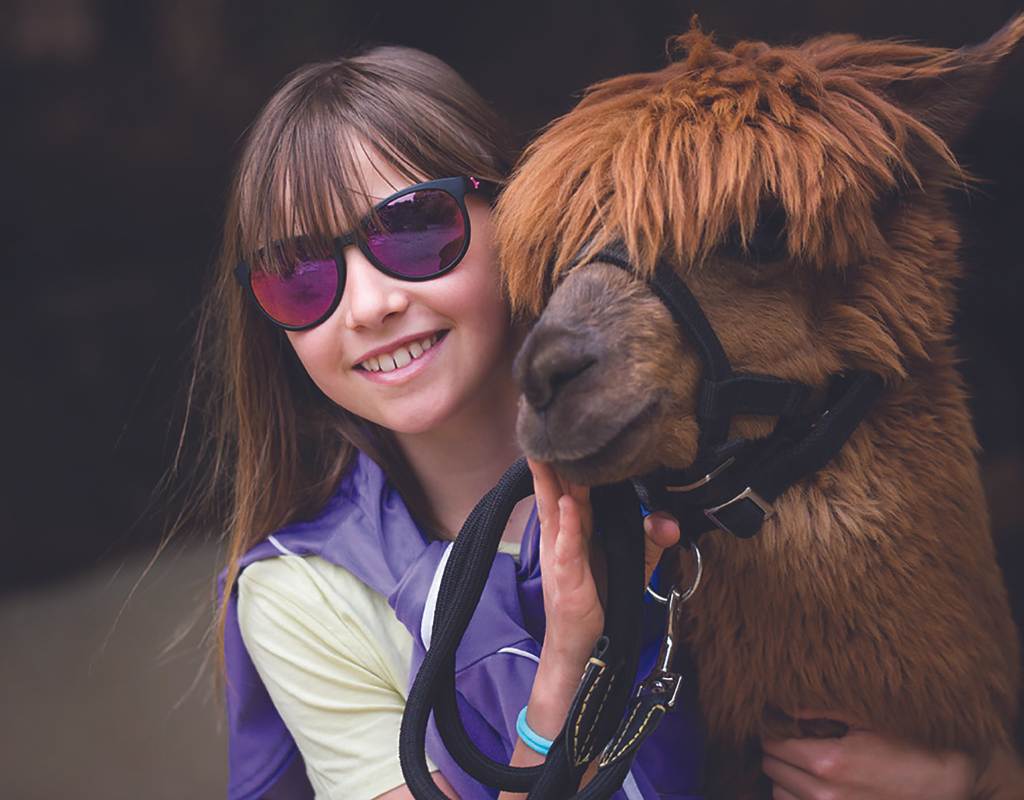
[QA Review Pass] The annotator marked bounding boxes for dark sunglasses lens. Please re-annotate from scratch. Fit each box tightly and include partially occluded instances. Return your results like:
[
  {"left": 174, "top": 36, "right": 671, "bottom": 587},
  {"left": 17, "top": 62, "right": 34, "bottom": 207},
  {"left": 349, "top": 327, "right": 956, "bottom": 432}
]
[
  {"left": 250, "top": 253, "right": 338, "bottom": 328},
  {"left": 366, "top": 188, "right": 466, "bottom": 277}
]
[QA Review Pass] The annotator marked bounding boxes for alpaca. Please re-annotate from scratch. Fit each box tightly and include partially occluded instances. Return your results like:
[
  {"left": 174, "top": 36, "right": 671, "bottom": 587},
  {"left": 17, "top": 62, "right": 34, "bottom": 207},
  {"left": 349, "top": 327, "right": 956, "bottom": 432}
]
[{"left": 495, "top": 17, "right": 1023, "bottom": 798}]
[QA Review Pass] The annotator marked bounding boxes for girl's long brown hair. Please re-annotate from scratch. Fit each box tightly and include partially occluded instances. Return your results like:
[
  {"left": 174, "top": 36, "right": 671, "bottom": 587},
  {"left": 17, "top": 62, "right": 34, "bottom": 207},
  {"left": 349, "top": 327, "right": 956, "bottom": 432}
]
[{"left": 178, "top": 46, "right": 513, "bottom": 670}]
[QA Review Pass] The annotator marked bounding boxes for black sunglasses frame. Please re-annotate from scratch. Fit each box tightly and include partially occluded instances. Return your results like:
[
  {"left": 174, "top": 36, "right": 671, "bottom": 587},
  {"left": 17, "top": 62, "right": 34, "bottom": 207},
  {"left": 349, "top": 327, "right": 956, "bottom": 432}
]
[{"left": 234, "top": 175, "right": 494, "bottom": 331}]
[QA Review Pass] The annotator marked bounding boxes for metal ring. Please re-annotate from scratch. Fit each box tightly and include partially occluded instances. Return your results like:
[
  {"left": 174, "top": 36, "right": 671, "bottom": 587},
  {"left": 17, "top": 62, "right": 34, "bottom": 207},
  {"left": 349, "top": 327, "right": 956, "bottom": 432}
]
[
  {"left": 644, "top": 542, "right": 703, "bottom": 605},
  {"left": 645, "top": 584, "right": 671, "bottom": 605}
]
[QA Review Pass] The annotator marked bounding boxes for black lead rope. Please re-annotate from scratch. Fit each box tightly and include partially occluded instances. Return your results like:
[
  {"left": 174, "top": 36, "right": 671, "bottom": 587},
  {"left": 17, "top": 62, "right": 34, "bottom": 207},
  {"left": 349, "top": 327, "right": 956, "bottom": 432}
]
[
  {"left": 399, "top": 459, "right": 541, "bottom": 798},
  {"left": 399, "top": 466, "right": 656, "bottom": 799}
]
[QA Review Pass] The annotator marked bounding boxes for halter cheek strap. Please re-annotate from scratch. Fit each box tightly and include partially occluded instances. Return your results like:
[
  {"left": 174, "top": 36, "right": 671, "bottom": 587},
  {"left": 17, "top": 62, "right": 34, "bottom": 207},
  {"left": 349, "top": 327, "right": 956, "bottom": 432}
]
[
  {"left": 637, "top": 370, "right": 885, "bottom": 540},
  {"left": 590, "top": 242, "right": 884, "bottom": 542}
]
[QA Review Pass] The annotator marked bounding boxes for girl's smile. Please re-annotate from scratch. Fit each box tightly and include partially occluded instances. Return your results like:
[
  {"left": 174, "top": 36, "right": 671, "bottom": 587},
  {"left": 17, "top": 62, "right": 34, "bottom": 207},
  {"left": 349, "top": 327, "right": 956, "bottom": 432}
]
[{"left": 354, "top": 329, "right": 448, "bottom": 384}]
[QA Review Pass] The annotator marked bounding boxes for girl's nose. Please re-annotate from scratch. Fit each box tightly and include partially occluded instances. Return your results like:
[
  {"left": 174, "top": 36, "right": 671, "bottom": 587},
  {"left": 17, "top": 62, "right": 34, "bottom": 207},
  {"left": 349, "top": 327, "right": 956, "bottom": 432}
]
[{"left": 340, "top": 246, "right": 411, "bottom": 329}]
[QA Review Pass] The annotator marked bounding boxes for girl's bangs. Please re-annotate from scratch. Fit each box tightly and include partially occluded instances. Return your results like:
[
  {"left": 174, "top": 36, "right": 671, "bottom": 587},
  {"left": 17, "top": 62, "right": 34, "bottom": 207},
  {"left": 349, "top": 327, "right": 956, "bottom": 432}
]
[
  {"left": 237, "top": 118, "right": 373, "bottom": 275},
  {"left": 237, "top": 129, "right": 447, "bottom": 275}
]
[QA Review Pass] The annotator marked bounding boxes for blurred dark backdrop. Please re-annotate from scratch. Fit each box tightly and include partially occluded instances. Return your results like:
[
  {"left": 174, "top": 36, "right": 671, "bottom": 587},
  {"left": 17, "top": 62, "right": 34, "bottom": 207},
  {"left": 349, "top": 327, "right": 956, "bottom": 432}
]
[
  {"left": 2, "top": 0, "right": 1022, "bottom": 795},
  {"left": 6, "top": 0, "right": 1023, "bottom": 591}
]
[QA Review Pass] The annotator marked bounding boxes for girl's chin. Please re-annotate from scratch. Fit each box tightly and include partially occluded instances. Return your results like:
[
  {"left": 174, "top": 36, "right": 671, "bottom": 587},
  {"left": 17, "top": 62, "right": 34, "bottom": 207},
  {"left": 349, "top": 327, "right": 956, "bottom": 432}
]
[{"left": 370, "top": 399, "right": 458, "bottom": 437}]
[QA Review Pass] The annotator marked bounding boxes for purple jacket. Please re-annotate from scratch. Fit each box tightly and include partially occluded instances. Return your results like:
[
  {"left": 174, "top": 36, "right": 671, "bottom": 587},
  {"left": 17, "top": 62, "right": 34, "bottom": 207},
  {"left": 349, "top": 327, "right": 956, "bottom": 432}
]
[{"left": 219, "top": 452, "right": 704, "bottom": 799}]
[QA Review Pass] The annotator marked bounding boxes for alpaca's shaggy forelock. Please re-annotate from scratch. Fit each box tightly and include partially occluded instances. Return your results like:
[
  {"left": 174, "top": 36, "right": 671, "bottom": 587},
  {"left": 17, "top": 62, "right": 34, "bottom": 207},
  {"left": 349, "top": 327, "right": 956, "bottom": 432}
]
[{"left": 497, "top": 22, "right": 970, "bottom": 318}]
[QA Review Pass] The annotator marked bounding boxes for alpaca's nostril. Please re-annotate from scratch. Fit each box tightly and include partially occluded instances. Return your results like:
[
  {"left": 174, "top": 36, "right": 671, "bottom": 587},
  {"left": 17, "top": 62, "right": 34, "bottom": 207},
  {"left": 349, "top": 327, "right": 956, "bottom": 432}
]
[
  {"left": 516, "top": 329, "right": 600, "bottom": 412},
  {"left": 524, "top": 354, "right": 596, "bottom": 410}
]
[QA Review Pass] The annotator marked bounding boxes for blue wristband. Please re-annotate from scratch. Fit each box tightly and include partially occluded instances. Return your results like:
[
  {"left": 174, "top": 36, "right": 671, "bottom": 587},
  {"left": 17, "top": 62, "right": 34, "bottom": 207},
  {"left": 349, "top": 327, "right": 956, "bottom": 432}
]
[{"left": 516, "top": 706, "right": 553, "bottom": 756}]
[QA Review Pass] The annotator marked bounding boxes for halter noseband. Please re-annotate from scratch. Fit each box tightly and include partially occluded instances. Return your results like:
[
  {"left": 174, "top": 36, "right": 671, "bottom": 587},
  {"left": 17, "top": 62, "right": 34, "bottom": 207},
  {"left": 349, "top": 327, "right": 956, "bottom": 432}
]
[{"left": 587, "top": 241, "right": 884, "bottom": 542}]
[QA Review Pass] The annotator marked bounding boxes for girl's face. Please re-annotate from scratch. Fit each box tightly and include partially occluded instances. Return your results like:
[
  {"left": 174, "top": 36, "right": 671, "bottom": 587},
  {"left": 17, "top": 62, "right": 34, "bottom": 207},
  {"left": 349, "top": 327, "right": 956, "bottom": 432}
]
[{"left": 284, "top": 147, "right": 516, "bottom": 436}]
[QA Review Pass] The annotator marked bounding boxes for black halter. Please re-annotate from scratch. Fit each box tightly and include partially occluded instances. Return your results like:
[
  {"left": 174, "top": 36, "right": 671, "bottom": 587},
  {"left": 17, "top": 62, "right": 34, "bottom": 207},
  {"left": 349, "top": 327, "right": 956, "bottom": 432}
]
[
  {"left": 399, "top": 242, "right": 884, "bottom": 800},
  {"left": 591, "top": 241, "right": 885, "bottom": 543}
]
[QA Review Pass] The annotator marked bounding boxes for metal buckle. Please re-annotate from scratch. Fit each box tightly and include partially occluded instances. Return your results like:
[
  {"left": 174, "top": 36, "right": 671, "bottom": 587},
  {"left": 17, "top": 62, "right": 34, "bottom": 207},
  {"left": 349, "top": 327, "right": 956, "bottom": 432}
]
[
  {"left": 704, "top": 486, "right": 774, "bottom": 536},
  {"left": 664, "top": 457, "right": 735, "bottom": 493}
]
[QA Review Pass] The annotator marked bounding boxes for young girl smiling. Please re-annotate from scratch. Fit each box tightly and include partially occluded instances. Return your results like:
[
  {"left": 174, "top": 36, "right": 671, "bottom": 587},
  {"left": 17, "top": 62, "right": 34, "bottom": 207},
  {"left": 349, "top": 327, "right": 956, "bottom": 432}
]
[{"left": 203, "top": 44, "right": 1015, "bottom": 800}]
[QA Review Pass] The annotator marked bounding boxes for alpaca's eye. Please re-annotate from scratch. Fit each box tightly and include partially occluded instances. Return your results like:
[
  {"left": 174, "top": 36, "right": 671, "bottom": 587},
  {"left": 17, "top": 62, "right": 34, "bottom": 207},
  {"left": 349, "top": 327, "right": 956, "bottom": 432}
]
[{"left": 720, "top": 200, "right": 788, "bottom": 265}]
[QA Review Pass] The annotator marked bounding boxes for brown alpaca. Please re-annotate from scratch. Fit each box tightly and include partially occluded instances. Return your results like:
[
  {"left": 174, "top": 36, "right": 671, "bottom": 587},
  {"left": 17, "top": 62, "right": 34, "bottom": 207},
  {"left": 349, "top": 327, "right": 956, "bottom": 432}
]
[{"left": 495, "top": 17, "right": 1023, "bottom": 798}]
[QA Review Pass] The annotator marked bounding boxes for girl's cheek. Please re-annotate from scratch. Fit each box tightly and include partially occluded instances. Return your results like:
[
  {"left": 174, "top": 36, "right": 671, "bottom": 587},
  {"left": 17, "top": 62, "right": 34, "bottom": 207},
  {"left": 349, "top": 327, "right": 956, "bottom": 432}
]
[{"left": 285, "top": 331, "right": 344, "bottom": 394}]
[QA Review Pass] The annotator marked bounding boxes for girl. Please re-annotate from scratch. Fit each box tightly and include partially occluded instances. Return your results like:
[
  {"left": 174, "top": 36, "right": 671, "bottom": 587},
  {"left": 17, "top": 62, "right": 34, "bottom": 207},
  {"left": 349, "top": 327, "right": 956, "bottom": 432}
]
[{"left": 202, "top": 45, "right": 1016, "bottom": 800}]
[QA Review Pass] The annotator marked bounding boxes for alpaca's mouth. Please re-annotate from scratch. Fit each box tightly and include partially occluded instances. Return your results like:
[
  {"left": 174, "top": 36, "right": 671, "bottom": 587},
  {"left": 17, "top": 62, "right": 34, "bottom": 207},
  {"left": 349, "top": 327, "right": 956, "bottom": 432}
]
[{"left": 518, "top": 397, "right": 663, "bottom": 485}]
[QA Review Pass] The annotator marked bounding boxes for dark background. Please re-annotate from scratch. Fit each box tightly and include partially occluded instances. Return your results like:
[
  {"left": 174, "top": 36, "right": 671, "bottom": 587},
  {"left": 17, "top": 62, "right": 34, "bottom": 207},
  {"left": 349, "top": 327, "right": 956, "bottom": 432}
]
[{"left": 2, "top": 1, "right": 1022, "bottom": 797}]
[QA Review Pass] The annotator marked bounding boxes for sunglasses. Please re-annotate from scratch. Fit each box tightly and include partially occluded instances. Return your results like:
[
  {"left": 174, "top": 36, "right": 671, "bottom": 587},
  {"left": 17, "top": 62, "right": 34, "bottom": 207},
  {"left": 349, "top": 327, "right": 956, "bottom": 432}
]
[{"left": 234, "top": 176, "right": 494, "bottom": 330}]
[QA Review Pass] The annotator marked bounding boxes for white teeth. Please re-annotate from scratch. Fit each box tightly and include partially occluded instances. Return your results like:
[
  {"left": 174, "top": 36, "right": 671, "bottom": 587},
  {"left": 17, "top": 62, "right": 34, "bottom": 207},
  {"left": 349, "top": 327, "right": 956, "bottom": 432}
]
[
  {"left": 393, "top": 347, "right": 412, "bottom": 369},
  {"left": 360, "top": 333, "right": 442, "bottom": 373}
]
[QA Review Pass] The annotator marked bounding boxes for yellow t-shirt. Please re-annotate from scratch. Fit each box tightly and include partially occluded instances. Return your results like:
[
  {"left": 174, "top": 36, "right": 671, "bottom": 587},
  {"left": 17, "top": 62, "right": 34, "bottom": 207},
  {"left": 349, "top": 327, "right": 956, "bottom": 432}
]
[{"left": 237, "top": 540, "right": 522, "bottom": 800}]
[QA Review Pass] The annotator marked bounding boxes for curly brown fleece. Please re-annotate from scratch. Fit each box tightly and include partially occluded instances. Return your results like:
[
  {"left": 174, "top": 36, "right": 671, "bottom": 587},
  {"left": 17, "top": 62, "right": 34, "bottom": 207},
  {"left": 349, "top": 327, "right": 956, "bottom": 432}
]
[{"left": 496, "top": 16, "right": 1023, "bottom": 799}]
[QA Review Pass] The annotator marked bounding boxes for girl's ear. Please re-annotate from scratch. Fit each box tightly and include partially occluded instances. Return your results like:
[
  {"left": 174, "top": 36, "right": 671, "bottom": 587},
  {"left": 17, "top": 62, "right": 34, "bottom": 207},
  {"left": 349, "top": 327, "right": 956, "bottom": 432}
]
[{"left": 885, "top": 14, "right": 1024, "bottom": 144}]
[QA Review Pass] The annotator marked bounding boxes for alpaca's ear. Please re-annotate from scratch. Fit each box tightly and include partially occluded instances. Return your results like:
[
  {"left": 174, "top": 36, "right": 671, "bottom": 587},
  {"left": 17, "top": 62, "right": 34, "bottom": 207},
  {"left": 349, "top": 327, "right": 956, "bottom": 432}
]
[{"left": 888, "top": 14, "right": 1024, "bottom": 144}]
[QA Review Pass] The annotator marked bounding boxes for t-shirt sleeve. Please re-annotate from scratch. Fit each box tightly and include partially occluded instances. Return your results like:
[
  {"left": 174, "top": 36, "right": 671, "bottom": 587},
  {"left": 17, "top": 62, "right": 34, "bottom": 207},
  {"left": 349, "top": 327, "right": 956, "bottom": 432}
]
[{"left": 236, "top": 555, "right": 438, "bottom": 800}]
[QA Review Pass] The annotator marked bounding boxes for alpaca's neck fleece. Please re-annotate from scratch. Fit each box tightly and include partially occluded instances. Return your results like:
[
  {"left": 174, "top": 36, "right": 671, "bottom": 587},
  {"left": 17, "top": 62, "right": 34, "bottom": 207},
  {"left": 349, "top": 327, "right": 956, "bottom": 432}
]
[{"left": 681, "top": 351, "right": 1019, "bottom": 755}]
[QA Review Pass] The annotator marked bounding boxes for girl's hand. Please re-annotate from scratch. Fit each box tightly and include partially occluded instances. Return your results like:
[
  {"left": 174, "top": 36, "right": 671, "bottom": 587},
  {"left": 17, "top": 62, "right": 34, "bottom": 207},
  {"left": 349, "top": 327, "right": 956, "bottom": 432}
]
[
  {"left": 529, "top": 458, "right": 603, "bottom": 667},
  {"left": 518, "top": 459, "right": 682, "bottom": 753},
  {"left": 761, "top": 711, "right": 981, "bottom": 800},
  {"left": 506, "top": 461, "right": 684, "bottom": 793},
  {"left": 528, "top": 459, "right": 683, "bottom": 667}
]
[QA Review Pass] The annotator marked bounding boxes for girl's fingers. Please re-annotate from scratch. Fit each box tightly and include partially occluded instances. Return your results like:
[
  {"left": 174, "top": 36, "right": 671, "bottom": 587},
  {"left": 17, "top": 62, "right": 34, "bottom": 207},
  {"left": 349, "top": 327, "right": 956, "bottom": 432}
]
[
  {"left": 543, "top": 493, "right": 604, "bottom": 661},
  {"left": 762, "top": 736, "right": 846, "bottom": 780},
  {"left": 565, "top": 482, "right": 592, "bottom": 539},
  {"left": 565, "top": 480, "right": 590, "bottom": 504},
  {"left": 644, "top": 512, "right": 681, "bottom": 548},
  {"left": 528, "top": 459, "right": 595, "bottom": 546},
  {"left": 642, "top": 512, "right": 681, "bottom": 586},
  {"left": 531, "top": 462, "right": 594, "bottom": 599},
  {"left": 528, "top": 458, "right": 561, "bottom": 531},
  {"left": 763, "top": 729, "right": 979, "bottom": 799},
  {"left": 554, "top": 495, "right": 588, "bottom": 576},
  {"left": 761, "top": 754, "right": 822, "bottom": 800}
]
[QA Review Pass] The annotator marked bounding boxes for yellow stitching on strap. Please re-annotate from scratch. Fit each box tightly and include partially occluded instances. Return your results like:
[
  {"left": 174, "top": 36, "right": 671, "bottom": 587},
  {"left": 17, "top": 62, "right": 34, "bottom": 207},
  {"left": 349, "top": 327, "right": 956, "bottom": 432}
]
[
  {"left": 598, "top": 705, "right": 665, "bottom": 767},
  {"left": 570, "top": 662, "right": 605, "bottom": 762},
  {"left": 577, "top": 672, "right": 617, "bottom": 765}
]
